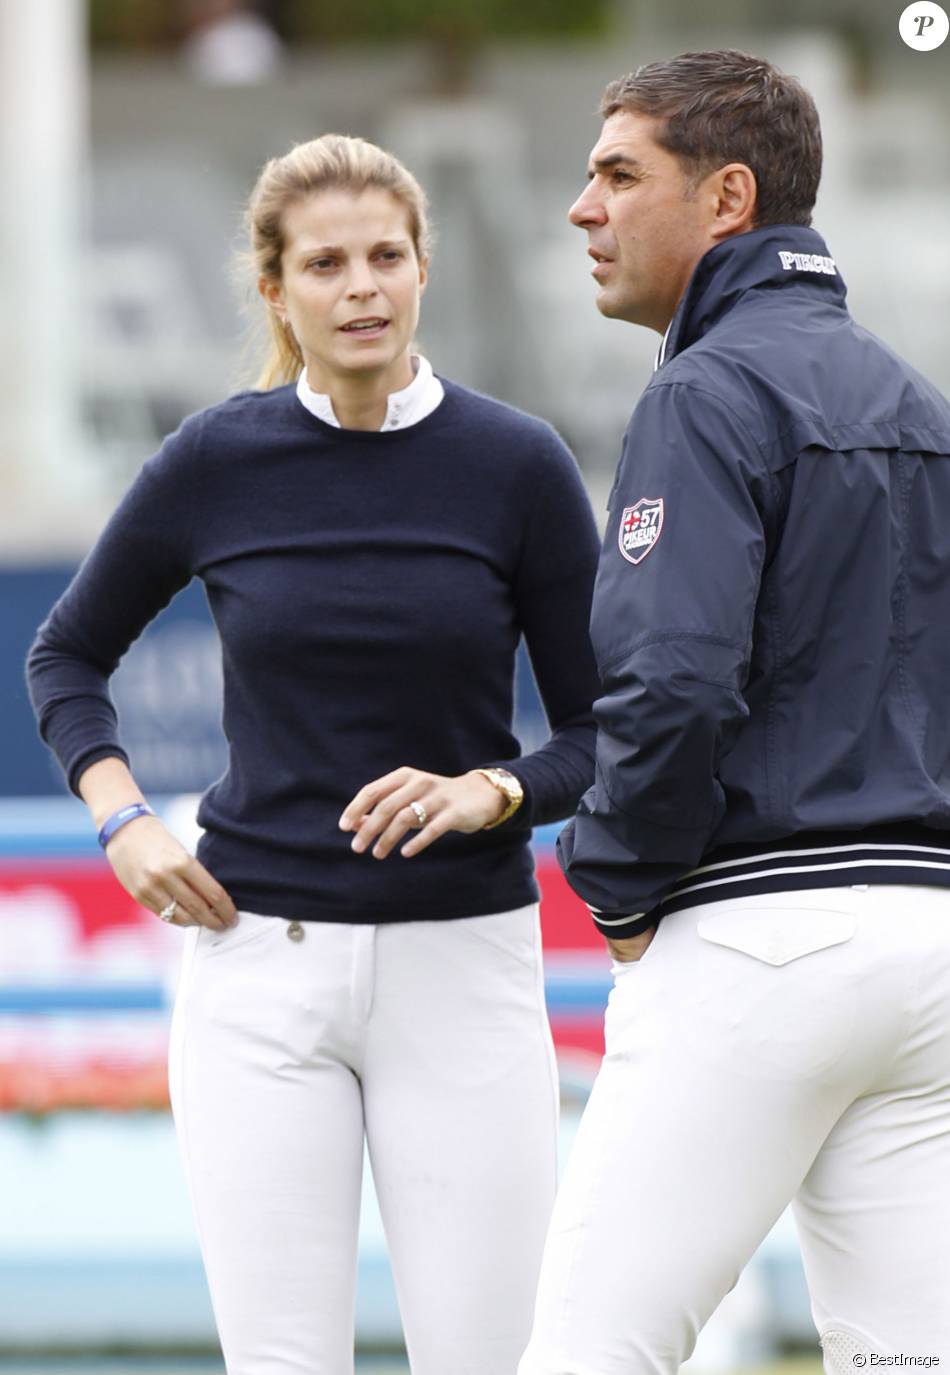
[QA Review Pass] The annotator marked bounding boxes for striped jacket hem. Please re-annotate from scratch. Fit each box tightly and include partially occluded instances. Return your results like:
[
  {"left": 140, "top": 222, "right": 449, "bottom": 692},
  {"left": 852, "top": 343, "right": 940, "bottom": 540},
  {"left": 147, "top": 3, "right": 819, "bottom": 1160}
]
[{"left": 590, "top": 825, "right": 950, "bottom": 937}]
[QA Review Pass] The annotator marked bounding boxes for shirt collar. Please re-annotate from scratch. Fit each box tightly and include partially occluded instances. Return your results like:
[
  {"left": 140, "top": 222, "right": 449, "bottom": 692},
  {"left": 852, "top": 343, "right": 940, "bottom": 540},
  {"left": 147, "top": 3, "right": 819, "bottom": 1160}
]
[
  {"left": 653, "top": 321, "right": 672, "bottom": 374},
  {"left": 296, "top": 354, "right": 444, "bottom": 430}
]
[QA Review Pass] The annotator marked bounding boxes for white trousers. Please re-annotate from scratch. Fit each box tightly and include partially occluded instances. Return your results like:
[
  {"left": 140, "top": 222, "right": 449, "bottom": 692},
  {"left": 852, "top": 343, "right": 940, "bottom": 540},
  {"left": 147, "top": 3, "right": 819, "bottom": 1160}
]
[
  {"left": 518, "top": 885, "right": 950, "bottom": 1375},
  {"left": 168, "top": 903, "right": 558, "bottom": 1375}
]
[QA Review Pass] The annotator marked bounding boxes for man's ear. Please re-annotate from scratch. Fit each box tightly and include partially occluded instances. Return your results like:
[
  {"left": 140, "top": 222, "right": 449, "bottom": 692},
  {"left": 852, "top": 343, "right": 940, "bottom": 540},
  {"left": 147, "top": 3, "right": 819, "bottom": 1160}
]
[{"left": 709, "top": 163, "right": 758, "bottom": 241}]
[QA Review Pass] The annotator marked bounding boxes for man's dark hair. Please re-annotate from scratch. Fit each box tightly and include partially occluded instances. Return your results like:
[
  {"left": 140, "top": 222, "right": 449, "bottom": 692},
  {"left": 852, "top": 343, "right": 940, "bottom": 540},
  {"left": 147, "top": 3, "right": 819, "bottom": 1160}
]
[{"left": 601, "top": 50, "right": 822, "bottom": 227}]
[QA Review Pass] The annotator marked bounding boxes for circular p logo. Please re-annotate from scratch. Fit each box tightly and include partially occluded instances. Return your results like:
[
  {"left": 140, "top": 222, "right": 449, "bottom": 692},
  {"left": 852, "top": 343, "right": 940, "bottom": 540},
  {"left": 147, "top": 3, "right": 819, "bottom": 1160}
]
[{"left": 899, "top": 1, "right": 949, "bottom": 48}]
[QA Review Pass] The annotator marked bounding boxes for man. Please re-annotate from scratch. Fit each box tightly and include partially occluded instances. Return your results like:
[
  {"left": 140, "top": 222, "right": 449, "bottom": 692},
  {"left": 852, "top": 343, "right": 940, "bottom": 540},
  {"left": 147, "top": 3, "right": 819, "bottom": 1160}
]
[{"left": 518, "top": 50, "right": 950, "bottom": 1375}]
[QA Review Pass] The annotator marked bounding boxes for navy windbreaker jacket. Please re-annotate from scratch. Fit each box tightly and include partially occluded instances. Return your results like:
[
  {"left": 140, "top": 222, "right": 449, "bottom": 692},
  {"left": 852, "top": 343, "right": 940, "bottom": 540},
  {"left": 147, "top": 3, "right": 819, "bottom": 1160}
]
[{"left": 559, "top": 224, "right": 950, "bottom": 938}]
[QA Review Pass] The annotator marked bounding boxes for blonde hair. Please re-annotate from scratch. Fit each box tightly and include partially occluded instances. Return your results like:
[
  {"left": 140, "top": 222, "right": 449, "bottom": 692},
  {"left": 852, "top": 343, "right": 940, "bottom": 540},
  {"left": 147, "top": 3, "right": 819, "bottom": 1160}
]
[{"left": 245, "top": 133, "right": 432, "bottom": 390}]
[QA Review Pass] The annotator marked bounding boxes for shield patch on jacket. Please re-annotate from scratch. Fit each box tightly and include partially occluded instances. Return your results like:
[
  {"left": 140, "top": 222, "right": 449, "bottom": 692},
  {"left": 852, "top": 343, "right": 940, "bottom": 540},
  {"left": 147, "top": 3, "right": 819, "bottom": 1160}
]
[{"left": 619, "top": 498, "right": 664, "bottom": 565}]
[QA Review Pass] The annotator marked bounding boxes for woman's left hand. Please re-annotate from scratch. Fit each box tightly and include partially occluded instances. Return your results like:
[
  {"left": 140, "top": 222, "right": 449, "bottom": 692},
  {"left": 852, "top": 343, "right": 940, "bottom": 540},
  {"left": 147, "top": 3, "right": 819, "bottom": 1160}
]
[{"left": 339, "top": 768, "right": 506, "bottom": 859}]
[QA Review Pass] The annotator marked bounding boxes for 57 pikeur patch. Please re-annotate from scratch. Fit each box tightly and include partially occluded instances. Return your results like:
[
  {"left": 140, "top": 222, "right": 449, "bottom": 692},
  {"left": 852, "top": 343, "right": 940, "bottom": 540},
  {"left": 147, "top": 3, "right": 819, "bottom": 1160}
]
[{"left": 619, "top": 498, "right": 664, "bottom": 565}]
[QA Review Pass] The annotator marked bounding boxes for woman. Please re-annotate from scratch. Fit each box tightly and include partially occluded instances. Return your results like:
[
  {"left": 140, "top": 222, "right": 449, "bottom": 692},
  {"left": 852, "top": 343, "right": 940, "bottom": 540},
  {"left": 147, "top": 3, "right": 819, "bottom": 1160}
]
[{"left": 27, "top": 134, "right": 602, "bottom": 1375}]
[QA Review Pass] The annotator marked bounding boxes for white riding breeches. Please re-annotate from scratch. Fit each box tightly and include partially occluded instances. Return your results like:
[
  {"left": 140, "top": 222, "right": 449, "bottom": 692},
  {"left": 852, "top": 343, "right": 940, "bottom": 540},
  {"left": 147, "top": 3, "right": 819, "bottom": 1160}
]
[
  {"left": 169, "top": 903, "right": 558, "bottom": 1375},
  {"left": 518, "top": 885, "right": 950, "bottom": 1375}
]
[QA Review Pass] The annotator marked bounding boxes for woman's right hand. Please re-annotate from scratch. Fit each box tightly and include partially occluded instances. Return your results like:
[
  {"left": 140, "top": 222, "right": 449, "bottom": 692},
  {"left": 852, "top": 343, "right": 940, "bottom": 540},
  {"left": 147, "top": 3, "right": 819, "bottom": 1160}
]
[{"left": 104, "top": 814, "right": 238, "bottom": 931}]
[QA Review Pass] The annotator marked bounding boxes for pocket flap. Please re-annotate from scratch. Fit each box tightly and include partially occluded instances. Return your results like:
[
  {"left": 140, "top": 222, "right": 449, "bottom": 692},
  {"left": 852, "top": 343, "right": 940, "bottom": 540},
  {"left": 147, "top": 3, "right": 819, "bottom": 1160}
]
[{"left": 697, "top": 906, "right": 856, "bottom": 965}]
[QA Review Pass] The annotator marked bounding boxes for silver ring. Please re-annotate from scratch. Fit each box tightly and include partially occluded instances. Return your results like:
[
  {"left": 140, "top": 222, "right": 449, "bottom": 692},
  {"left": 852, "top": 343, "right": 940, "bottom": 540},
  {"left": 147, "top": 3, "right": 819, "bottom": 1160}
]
[
  {"left": 409, "top": 800, "right": 428, "bottom": 828},
  {"left": 159, "top": 900, "right": 178, "bottom": 923}
]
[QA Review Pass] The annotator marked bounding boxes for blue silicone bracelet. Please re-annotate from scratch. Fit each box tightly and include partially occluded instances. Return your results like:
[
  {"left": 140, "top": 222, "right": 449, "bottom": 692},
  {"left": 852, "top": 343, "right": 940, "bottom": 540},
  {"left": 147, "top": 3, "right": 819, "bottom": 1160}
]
[{"left": 97, "top": 803, "right": 155, "bottom": 850}]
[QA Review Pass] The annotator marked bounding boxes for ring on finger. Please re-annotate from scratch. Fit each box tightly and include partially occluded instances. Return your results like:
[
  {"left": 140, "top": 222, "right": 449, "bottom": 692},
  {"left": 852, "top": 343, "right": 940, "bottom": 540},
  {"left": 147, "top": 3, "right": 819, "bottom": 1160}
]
[
  {"left": 409, "top": 800, "right": 428, "bottom": 828},
  {"left": 159, "top": 900, "right": 178, "bottom": 923}
]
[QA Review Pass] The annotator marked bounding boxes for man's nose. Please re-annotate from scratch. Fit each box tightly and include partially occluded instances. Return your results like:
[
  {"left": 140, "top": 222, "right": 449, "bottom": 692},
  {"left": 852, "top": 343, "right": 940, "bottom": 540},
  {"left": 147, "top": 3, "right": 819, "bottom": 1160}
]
[{"left": 569, "top": 183, "right": 606, "bottom": 228}]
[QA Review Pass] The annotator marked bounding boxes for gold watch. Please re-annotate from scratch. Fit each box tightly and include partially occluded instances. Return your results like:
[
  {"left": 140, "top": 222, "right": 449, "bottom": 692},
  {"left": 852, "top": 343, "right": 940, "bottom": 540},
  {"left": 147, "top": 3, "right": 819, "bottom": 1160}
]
[{"left": 474, "top": 767, "right": 524, "bottom": 829}]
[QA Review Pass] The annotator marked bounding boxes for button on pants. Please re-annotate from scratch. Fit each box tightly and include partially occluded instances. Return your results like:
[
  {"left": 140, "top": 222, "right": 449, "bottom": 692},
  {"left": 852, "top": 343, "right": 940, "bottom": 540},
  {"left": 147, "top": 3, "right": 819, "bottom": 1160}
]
[
  {"left": 518, "top": 886, "right": 950, "bottom": 1375},
  {"left": 169, "top": 903, "right": 558, "bottom": 1375}
]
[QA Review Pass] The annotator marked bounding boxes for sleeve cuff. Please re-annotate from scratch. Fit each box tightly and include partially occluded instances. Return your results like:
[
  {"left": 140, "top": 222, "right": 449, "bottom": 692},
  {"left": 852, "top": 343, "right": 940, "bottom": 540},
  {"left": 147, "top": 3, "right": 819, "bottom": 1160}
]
[
  {"left": 589, "top": 908, "right": 658, "bottom": 939},
  {"left": 67, "top": 746, "right": 130, "bottom": 799}
]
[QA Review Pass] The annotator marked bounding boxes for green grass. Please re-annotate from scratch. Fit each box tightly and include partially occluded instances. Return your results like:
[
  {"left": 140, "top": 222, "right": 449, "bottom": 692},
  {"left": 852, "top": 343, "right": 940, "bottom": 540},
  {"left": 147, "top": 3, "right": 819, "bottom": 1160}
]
[
  {"left": 0, "top": 1355, "right": 826, "bottom": 1374},
  {"left": 747, "top": 1361, "right": 823, "bottom": 1375}
]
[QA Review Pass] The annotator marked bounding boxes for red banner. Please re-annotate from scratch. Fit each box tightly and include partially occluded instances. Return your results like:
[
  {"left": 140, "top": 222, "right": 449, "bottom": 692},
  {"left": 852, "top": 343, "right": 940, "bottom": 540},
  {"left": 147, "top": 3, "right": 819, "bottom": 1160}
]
[{"left": 0, "top": 852, "right": 607, "bottom": 1113}]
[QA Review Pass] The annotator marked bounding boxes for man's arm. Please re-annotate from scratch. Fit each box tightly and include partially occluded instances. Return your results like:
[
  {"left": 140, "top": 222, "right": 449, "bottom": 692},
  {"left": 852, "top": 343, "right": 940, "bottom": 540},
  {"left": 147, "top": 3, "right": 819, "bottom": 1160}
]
[{"left": 558, "top": 380, "right": 771, "bottom": 937}]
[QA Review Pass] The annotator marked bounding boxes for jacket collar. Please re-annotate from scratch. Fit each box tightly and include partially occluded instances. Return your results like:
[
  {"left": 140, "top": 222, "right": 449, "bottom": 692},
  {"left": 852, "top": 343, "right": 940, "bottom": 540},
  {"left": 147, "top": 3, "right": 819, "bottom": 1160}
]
[{"left": 657, "top": 224, "right": 847, "bottom": 370}]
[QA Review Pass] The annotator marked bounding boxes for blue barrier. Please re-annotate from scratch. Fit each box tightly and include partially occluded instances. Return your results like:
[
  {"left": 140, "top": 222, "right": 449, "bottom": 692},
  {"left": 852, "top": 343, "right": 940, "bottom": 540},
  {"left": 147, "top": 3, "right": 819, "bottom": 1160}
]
[{"left": 0, "top": 971, "right": 611, "bottom": 1017}]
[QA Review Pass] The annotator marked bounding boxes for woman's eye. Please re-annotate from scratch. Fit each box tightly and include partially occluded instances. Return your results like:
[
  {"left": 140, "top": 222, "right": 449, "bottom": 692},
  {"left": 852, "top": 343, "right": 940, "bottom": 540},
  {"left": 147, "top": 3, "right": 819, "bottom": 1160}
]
[
  {"left": 378, "top": 250, "right": 403, "bottom": 263},
  {"left": 308, "top": 258, "right": 336, "bottom": 271}
]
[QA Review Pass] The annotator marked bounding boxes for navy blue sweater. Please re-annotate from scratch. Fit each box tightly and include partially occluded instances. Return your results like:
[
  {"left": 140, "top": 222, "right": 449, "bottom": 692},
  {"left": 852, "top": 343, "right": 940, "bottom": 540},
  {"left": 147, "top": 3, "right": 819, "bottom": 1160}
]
[{"left": 28, "top": 380, "right": 602, "bottom": 923}]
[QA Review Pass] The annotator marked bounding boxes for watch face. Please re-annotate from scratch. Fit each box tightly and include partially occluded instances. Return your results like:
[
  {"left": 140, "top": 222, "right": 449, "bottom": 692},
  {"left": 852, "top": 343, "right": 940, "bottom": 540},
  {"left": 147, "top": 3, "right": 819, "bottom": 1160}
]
[
  {"left": 494, "top": 769, "right": 523, "bottom": 801},
  {"left": 477, "top": 767, "right": 523, "bottom": 828}
]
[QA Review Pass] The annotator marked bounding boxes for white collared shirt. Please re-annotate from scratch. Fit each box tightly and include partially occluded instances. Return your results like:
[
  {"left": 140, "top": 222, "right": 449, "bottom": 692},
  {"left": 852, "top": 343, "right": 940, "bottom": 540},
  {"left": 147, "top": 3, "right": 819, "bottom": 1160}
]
[
  {"left": 653, "top": 322, "right": 673, "bottom": 373},
  {"left": 296, "top": 354, "right": 445, "bottom": 431}
]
